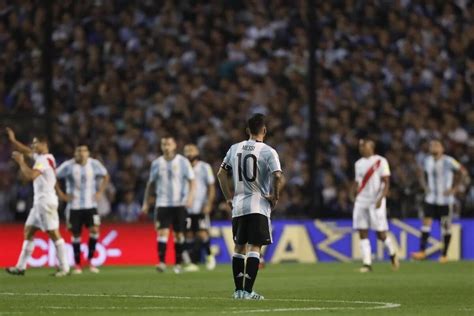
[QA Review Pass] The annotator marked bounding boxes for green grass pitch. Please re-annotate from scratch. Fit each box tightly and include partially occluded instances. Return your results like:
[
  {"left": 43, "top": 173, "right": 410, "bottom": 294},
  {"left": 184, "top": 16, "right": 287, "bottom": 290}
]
[{"left": 0, "top": 262, "right": 473, "bottom": 315}]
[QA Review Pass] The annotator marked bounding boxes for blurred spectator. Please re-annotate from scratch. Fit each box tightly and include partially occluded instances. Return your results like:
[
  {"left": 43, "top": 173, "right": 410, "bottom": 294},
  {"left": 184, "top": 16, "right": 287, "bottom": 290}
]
[
  {"left": 117, "top": 190, "right": 141, "bottom": 223},
  {"left": 0, "top": 0, "right": 472, "bottom": 220}
]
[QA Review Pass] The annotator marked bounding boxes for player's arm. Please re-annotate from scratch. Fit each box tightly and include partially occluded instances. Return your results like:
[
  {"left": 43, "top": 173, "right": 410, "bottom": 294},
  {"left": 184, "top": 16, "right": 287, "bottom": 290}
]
[
  {"left": 203, "top": 183, "right": 216, "bottom": 214},
  {"left": 266, "top": 171, "right": 284, "bottom": 208},
  {"left": 186, "top": 179, "right": 196, "bottom": 209},
  {"left": 376, "top": 176, "right": 390, "bottom": 208},
  {"left": 445, "top": 164, "right": 470, "bottom": 196},
  {"left": 55, "top": 182, "right": 72, "bottom": 202},
  {"left": 6, "top": 127, "right": 33, "bottom": 157},
  {"left": 142, "top": 180, "right": 155, "bottom": 214},
  {"left": 12, "top": 151, "right": 40, "bottom": 182},
  {"left": 95, "top": 173, "right": 110, "bottom": 201},
  {"left": 417, "top": 165, "right": 429, "bottom": 194},
  {"left": 217, "top": 167, "right": 233, "bottom": 208},
  {"left": 350, "top": 181, "right": 358, "bottom": 202}
]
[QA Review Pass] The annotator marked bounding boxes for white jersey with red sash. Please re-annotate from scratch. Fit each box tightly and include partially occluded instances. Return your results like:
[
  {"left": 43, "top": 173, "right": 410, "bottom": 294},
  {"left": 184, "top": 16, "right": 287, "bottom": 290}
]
[
  {"left": 353, "top": 154, "right": 391, "bottom": 231},
  {"left": 355, "top": 155, "right": 390, "bottom": 204}
]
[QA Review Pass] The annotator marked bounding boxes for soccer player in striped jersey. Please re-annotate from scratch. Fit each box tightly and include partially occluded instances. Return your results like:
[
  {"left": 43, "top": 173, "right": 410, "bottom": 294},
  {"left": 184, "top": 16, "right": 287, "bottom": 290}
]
[
  {"left": 5, "top": 128, "right": 70, "bottom": 277},
  {"left": 183, "top": 144, "right": 216, "bottom": 272},
  {"left": 351, "top": 139, "right": 399, "bottom": 273},
  {"left": 217, "top": 114, "right": 284, "bottom": 300},
  {"left": 411, "top": 140, "right": 469, "bottom": 263},
  {"left": 142, "top": 136, "right": 196, "bottom": 274},
  {"left": 56, "top": 144, "right": 109, "bottom": 274}
]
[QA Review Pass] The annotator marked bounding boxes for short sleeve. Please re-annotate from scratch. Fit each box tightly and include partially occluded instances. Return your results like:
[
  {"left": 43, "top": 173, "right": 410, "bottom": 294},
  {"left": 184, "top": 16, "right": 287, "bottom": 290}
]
[
  {"left": 92, "top": 159, "right": 108, "bottom": 177},
  {"left": 184, "top": 159, "right": 195, "bottom": 180},
  {"left": 56, "top": 161, "right": 70, "bottom": 179},
  {"left": 266, "top": 148, "right": 282, "bottom": 173},
  {"left": 148, "top": 161, "right": 158, "bottom": 183},
  {"left": 221, "top": 146, "right": 233, "bottom": 171},
  {"left": 381, "top": 158, "right": 391, "bottom": 177},
  {"left": 205, "top": 164, "right": 215, "bottom": 185},
  {"left": 448, "top": 157, "right": 461, "bottom": 171},
  {"left": 354, "top": 162, "right": 360, "bottom": 182}
]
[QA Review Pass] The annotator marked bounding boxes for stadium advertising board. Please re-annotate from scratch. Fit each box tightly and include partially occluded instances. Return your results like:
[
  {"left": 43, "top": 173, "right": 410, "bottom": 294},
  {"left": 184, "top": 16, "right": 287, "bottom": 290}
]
[{"left": 0, "top": 219, "right": 472, "bottom": 267}]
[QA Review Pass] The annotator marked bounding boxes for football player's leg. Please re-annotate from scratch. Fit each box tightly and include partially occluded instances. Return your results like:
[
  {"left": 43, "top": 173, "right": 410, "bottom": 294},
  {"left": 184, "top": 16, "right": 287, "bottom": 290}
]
[
  {"left": 69, "top": 211, "right": 82, "bottom": 269},
  {"left": 88, "top": 210, "right": 101, "bottom": 262},
  {"left": 232, "top": 216, "right": 246, "bottom": 297},
  {"left": 47, "top": 229, "right": 70, "bottom": 274},
  {"left": 11, "top": 225, "right": 38, "bottom": 273},
  {"left": 354, "top": 203, "right": 371, "bottom": 271},
  {"left": 88, "top": 224, "right": 100, "bottom": 273},
  {"left": 46, "top": 204, "right": 70, "bottom": 274},
  {"left": 440, "top": 207, "right": 452, "bottom": 263}
]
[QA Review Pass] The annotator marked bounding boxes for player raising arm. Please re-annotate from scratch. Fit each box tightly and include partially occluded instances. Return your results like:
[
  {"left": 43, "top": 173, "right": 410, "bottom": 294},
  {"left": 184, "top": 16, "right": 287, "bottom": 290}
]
[
  {"left": 217, "top": 113, "right": 284, "bottom": 300},
  {"left": 5, "top": 128, "right": 70, "bottom": 277}
]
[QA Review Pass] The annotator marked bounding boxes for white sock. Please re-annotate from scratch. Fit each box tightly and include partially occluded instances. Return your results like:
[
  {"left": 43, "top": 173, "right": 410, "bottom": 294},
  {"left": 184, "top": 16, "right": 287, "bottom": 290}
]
[
  {"left": 182, "top": 250, "right": 191, "bottom": 265},
  {"left": 384, "top": 236, "right": 396, "bottom": 256},
  {"left": 360, "top": 239, "right": 372, "bottom": 266},
  {"left": 16, "top": 240, "right": 35, "bottom": 270},
  {"left": 55, "top": 239, "right": 70, "bottom": 272}
]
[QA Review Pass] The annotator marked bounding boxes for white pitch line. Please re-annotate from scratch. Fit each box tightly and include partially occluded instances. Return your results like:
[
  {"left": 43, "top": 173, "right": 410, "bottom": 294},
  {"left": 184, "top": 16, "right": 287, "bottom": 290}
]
[
  {"left": 36, "top": 306, "right": 204, "bottom": 311},
  {"left": 0, "top": 292, "right": 401, "bottom": 312}
]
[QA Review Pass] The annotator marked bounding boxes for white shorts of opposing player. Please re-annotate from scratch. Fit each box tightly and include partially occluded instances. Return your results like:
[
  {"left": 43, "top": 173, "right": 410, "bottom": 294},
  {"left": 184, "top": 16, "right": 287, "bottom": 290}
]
[
  {"left": 352, "top": 198, "right": 388, "bottom": 231},
  {"left": 18, "top": 202, "right": 70, "bottom": 275},
  {"left": 25, "top": 202, "right": 60, "bottom": 231}
]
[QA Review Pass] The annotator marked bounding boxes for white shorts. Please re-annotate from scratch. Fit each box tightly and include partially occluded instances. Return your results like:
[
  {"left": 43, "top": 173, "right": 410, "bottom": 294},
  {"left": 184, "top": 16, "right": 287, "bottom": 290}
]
[
  {"left": 352, "top": 198, "right": 389, "bottom": 232},
  {"left": 25, "top": 202, "right": 59, "bottom": 231}
]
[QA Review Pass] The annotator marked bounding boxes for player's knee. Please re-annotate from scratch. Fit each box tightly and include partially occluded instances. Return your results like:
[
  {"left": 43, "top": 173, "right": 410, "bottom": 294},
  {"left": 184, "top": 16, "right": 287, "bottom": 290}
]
[
  {"left": 376, "top": 231, "right": 387, "bottom": 241},
  {"left": 358, "top": 230, "right": 369, "bottom": 239},
  {"left": 24, "top": 226, "right": 35, "bottom": 240},
  {"left": 198, "top": 230, "right": 209, "bottom": 241},
  {"left": 248, "top": 244, "right": 262, "bottom": 253},
  {"left": 234, "top": 244, "right": 246, "bottom": 254},
  {"left": 423, "top": 218, "right": 433, "bottom": 226},
  {"left": 176, "top": 233, "right": 185, "bottom": 244},
  {"left": 440, "top": 217, "right": 451, "bottom": 234},
  {"left": 158, "top": 229, "right": 169, "bottom": 237},
  {"left": 47, "top": 230, "right": 61, "bottom": 241},
  {"left": 90, "top": 226, "right": 100, "bottom": 235}
]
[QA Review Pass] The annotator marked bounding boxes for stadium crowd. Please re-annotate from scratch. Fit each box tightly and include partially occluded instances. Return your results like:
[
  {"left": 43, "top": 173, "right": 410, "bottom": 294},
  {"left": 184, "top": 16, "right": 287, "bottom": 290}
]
[{"left": 0, "top": 0, "right": 472, "bottom": 222}]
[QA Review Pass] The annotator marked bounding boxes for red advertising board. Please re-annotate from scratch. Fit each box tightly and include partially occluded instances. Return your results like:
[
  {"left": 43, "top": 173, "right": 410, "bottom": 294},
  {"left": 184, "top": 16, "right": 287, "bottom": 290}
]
[{"left": 0, "top": 223, "right": 176, "bottom": 267}]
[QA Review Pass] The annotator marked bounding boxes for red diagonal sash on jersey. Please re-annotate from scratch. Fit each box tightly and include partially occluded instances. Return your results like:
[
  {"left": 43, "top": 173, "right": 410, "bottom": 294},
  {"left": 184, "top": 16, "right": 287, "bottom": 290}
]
[{"left": 357, "top": 159, "right": 381, "bottom": 194}]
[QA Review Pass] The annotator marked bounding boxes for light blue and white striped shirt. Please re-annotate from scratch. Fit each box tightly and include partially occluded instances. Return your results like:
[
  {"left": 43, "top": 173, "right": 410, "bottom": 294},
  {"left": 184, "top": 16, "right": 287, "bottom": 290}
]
[
  {"left": 221, "top": 140, "right": 281, "bottom": 218},
  {"left": 187, "top": 161, "right": 215, "bottom": 215},
  {"left": 149, "top": 154, "right": 195, "bottom": 207},
  {"left": 56, "top": 158, "right": 108, "bottom": 210},
  {"left": 424, "top": 155, "right": 461, "bottom": 205}
]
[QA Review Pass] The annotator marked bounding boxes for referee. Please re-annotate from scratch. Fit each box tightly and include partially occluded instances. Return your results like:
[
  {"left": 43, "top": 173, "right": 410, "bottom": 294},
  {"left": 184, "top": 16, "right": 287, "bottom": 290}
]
[{"left": 142, "top": 135, "right": 195, "bottom": 273}]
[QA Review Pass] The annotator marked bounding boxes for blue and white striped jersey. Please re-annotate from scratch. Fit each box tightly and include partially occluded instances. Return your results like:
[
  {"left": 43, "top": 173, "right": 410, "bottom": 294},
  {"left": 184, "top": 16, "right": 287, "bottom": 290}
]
[
  {"left": 221, "top": 140, "right": 281, "bottom": 218},
  {"left": 56, "top": 158, "right": 108, "bottom": 210},
  {"left": 187, "top": 161, "right": 215, "bottom": 215},
  {"left": 423, "top": 155, "right": 461, "bottom": 205},
  {"left": 149, "top": 154, "right": 195, "bottom": 207}
]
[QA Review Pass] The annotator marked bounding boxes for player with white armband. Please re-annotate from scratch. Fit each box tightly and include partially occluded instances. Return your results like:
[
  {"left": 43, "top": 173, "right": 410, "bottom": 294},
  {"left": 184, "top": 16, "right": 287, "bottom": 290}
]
[{"left": 4, "top": 128, "right": 70, "bottom": 277}]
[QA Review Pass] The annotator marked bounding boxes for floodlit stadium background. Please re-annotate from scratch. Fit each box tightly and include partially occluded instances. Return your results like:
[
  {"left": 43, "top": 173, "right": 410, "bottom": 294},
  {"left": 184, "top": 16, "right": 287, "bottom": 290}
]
[{"left": 0, "top": 1, "right": 473, "bottom": 265}]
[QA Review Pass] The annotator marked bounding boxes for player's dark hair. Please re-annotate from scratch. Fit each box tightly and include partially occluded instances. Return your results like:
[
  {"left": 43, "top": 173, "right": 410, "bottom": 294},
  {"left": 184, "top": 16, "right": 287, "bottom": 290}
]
[
  {"left": 161, "top": 134, "right": 176, "bottom": 142},
  {"left": 34, "top": 134, "right": 49, "bottom": 145},
  {"left": 247, "top": 113, "right": 266, "bottom": 135},
  {"left": 75, "top": 140, "right": 89, "bottom": 149}
]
